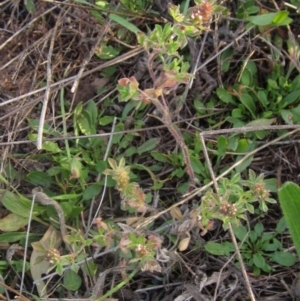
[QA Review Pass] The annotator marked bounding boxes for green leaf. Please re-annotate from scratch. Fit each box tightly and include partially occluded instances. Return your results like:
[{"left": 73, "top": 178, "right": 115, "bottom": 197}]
[
  {"left": 233, "top": 225, "right": 248, "bottom": 242},
  {"left": 86, "top": 101, "right": 98, "bottom": 126},
  {"left": 136, "top": 138, "right": 160, "bottom": 155},
  {"left": 247, "top": 12, "right": 278, "bottom": 26},
  {"left": 95, "top": 45, "right": 120, "bottom": 60},
  {"left": 275, "top": 217, "right": 287, "bottom": 234},
  {"left": 0, "top": 213, "right": 28, "bottom": 231},
  {"left": 220, "top": 48, "right": 234, "bottom": 72},
  {"left": 95, "top": 161, "right": 107, "bottom": 173},
  {"left": 254, "top": 223, "right": 264, "bottom": 236},
  {"left": 0, "top": 232, "right": 29, "bottom": 243},
  {"left": 272, "top": 251, "right": 296, "bottom": 267},
  {"left": 248, "top": 11, "right": 292, "bottom": 26},
  {"left": 245, "top": 118, "right": 276, "bottom": 127},
  {"left": 99, "top": 116, "right": 114, "bottom": 126},
  {"left": 63, "top": 268, "right": 81, "bottom": 290},
  {"left": 83, "top": 183, "right": 102, "bottom": 200},
  {"left": 25, "top": 0, "right": 36, "bottom": 14},
  {"left": 253, "top": 253, "right": 265, "bottom": 268},
  {"left": 109, "top": 14, "right": 140, "bottom": 34},
  {"left": 238, "top": 93, "right": 256, "bottom": 118},
  {"left": 42, "top": 141, "right": 61, "bottom": 153},
  {"left": 217, "top": 135, "right": 228, "bottom": 157},
  {"left": 150, "top": 151, "right": 170, "bottom": 163},
  {"left": 235, "top": 155, "right": 253, "bottom": 173},
  {"left": 278, "top": 182, "right": 300, "bottom": 257},
  {"left": 257, "top": 90, "right": 269, "bottom": 108},
  {"left": 26, "top": 171, "right": 52, "bottom": 187},
  {"left": 190, "top": 157, "right": 206, "bottom": 176},
  {"left": 205, "top": 242, "right": 232, "bottom": 256},
  {"left": 216, "top": 88, "right": 236, "bottom": 105},
  {"left": 124, "top": 146, "right": 137, "bottom": 157},
  {"left": 271, "top": 11, "right": 292, "bottom": 25}
]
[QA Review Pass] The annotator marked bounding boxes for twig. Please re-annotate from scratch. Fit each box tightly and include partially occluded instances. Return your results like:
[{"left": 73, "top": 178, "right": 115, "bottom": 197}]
[{"left": 36, "top": 8, "right": 62, "bottom": 149}]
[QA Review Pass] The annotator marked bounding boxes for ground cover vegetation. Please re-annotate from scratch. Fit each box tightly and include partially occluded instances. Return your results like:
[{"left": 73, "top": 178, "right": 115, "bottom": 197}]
[{"left": 0, "top": 0, "right": 300, "bottom": 300}]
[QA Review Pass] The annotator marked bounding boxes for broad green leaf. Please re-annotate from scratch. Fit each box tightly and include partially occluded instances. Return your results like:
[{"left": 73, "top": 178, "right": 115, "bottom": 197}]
[
  {"left": 248, "top": 11, "right": 292, "bottom": 26},
  {"left": 216, "top": 88, "right": 236, "bottom": 105},
  {"left": 254, "top": 223, "right": 264, "bottom": 236},
  {"left": 0, "top": 232, "right": 30, "bottom": 243},
  {"left": 282, "top": 90, "right": 300, "bottom": 108},
  {"left": 99, "top": 116, "right": 114, "bottom": 125},
  {"left": 278, "top": 182, "right": 300, "bottom": 257},
  {"left": 205, "top": 242, "right": 232, "bottom": 256},
  {"left": 247, "top": 12, "right": 277, "bottom": 26},
  {"left": 272, "top": 251, "right": 296, "bottom": 267},
  {"left": 233, "top": 225, "right": 248, "bottom": 241},
  {"left": 245, "top": 118, "right": 276, "bottom": 127},
  {"left": 190, "top": 156, "right": 205, "bottom": 175},
  {"left": 83, "top": 183, "right": 102, "bottom": 200},
  {"left": 26, "top": 171, "right": 52, "bottom": 187},
  {"left": 137, "top": 138, "right": 160, "bottom": 155},
  {"left": 0, "top": 213, "right": 28, "bottom": 231},
  {"left": 217, "top": 135, "right": 228, "bottom": 157},
  {"left": 238, "top": 94, "right": 255, "bottom": 118},
  {"left": 272, "top": 11, "right": 292, "bottom": 25},
  {"left": 253, "top": 253, "right": 265, "bottom": 268},
  {"left": 52, "top": 194, "right": 80, "bottom": 201},
  {"left": 257, "top": 90, "right": 269, "bottom": 108},
  {"left": 151, "top": 151, "right": 170, "bottom": 163},
  {"left": 63, "top": 269, "right": 82, "bottom": 291},
  {"left": 220, "top": 48, "right": 234, "bottom": 72},
  {"left": 124, "top": 146, "right": 137, "bottom": 157},
  {"left": 25, "top": 0, "right": 36, "bottom": 14},
  {"left": 109, "top": 14, "right": 140, "bottom": 34},
  {"left": 95, "top": 161, "right": 107, "bottom": 173},
  {"left": 95, "top": 45, "right": 120, "bottom": 60},
  {"left": 42, "top": 141, "right": 61, "bottom": 153},
  {"left": 235, "top": 155, "right": 253, "bottom": 173},
  {"left": 276, "top": 217, "right": 287, "bottom": 234},
  {"left": 86, "top": 101, "right": 98, "bottom": 125}
]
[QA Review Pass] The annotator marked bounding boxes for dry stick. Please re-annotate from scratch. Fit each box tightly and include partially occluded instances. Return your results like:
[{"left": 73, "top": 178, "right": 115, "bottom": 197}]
[
  {"left": 201, "top": 124, "right": 300, "bottom": 136},
  {"left": 199, "top": 133, "right": 256, "bottom": 301},
  {"left": 136, "top": 127, "right": 300, "bottom": 230},
  {"left": 37, "top": 9, "right": 62, "bottom": 150}
]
